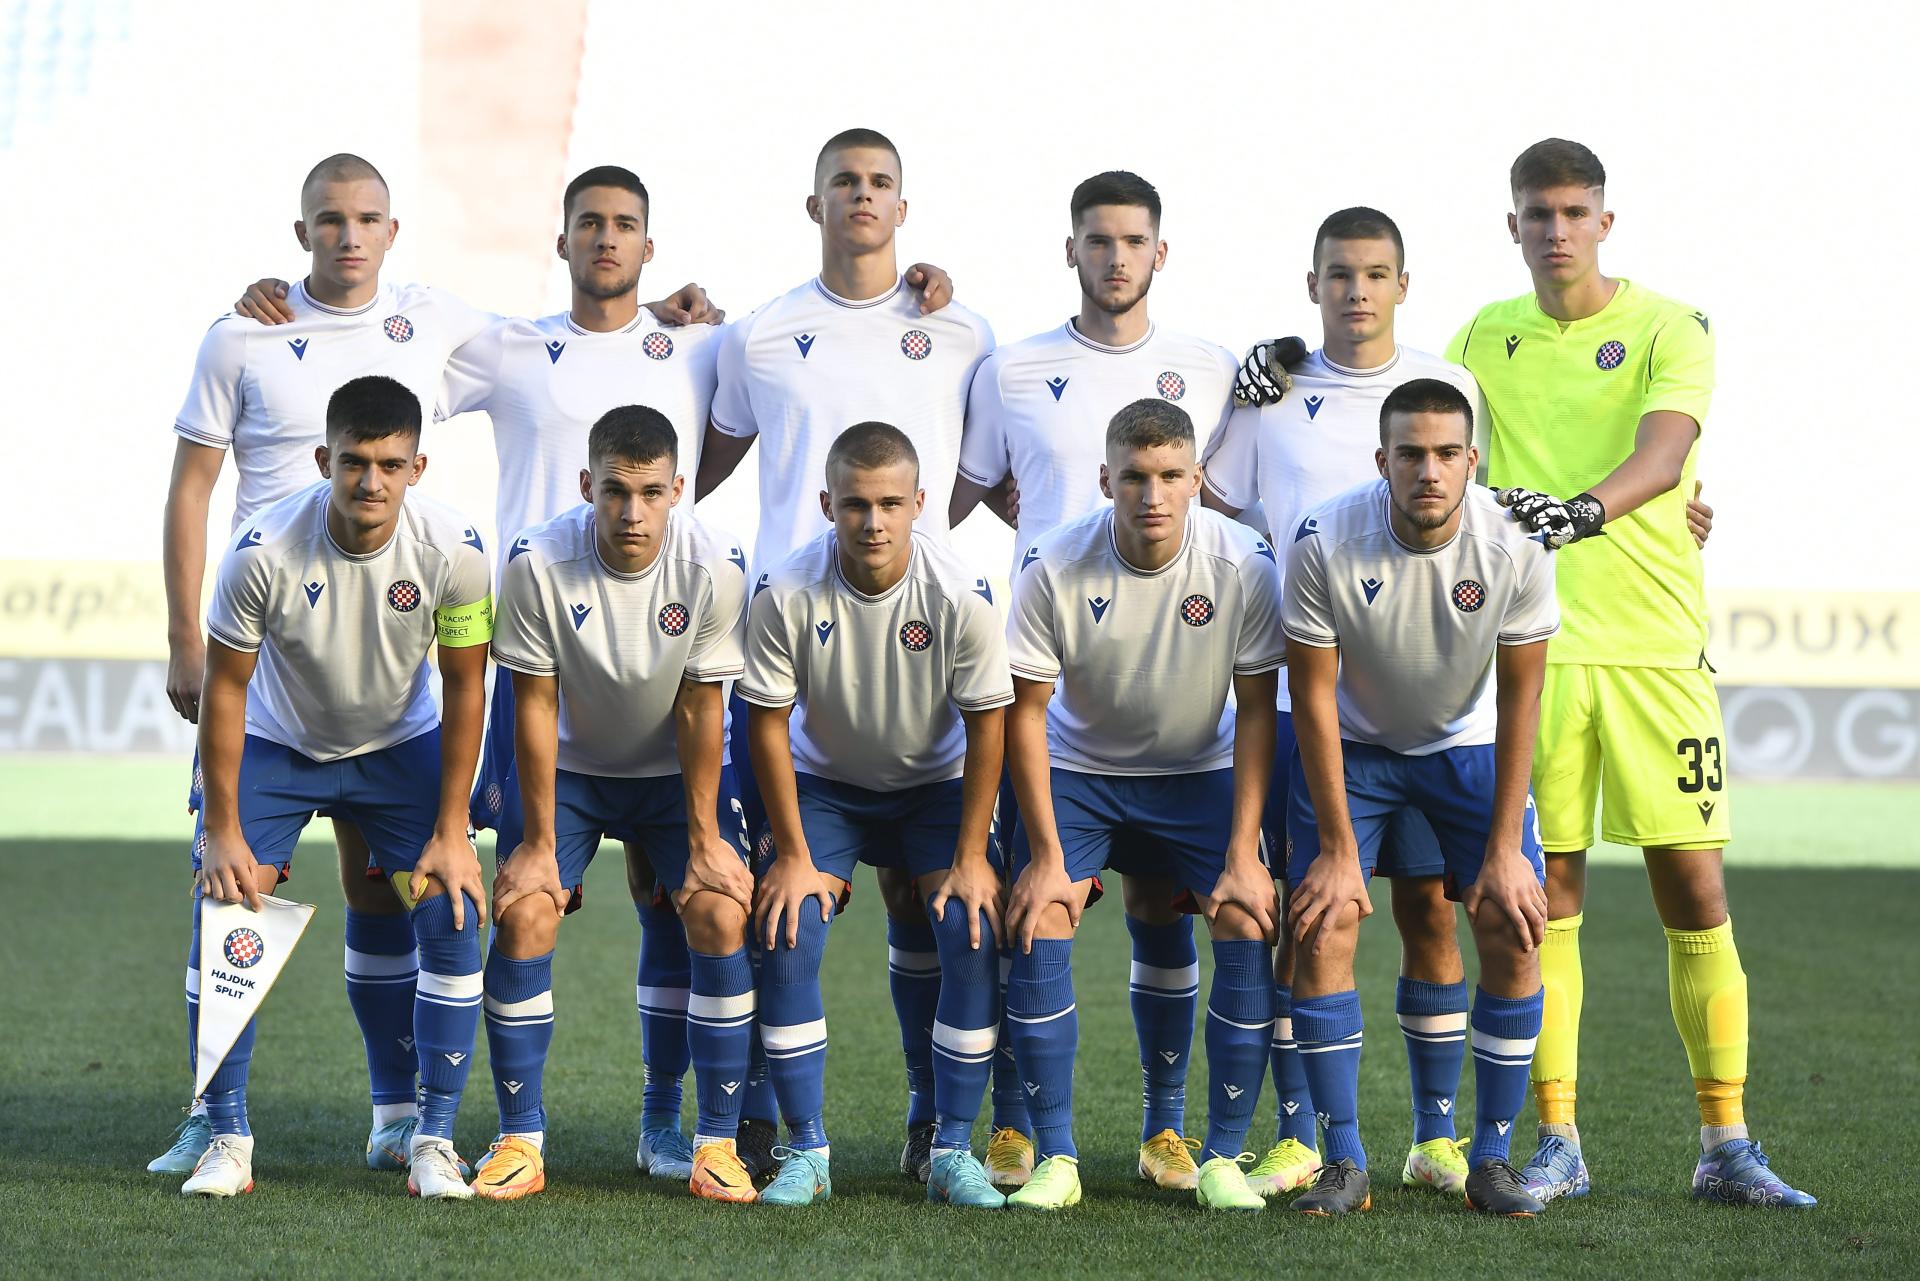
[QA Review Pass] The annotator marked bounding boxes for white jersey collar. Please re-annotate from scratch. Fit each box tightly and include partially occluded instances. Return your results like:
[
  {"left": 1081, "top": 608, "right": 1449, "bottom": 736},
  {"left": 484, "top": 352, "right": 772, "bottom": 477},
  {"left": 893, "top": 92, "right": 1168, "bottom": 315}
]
[
  {"left": 832, "top": 539, "right": 916, "bottom": 604},
  {"left": 591, "top": 510, "right": 675, "bottom": 583},
  {"left": 1105, "top": 509, "right": 1192, "bottom": 579},
  {"left": 563, "top": 309, "right": 650, "bottom": 338},
  {"left": 1381, "top": 487, "right": 1462, "bottom": 557},
  {"left": 295, "top": 278, "right": 385, "bottom": 318},
  {"left": 1319, "top": 346, "right": 1403, "bottom": 379},
  {"left": 1064, "top": 319, "right": 1155, "bottom": 356}
]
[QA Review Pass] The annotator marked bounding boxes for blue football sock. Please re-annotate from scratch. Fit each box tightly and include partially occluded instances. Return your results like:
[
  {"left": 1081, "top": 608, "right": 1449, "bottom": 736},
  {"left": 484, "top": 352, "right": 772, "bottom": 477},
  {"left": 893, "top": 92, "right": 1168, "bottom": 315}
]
[
  {"left": 411, "top": 891, "right": 482, "bottom": 1142},
  {"left": 344, "top": 908, "right": 419, "bottom": 1109},
  {"left": 687, "top": 947, "right": 755, "bottom": 1143},
  {"left": 1270, "top": 982, "right": 1315, "bottom": 1145},
  {"left": 1006, "top": 938, "right": 1079, "bottom": 1160},
  {"left": 189, "top": 902, "right": 255, "bottom": 1137},
  {"left": 887, "top": 912, "right": 941, "bottom": 1132},
  {"left": 759, "top": 908, "right": 832, "bottom": 1150},
  {"left": 927, "top": 897, "right": 998, "bottom": 1152},
  {"left": 1126, "top": 914, "right": 1198, "bottom": 1141},
  {"left": 1294, "top": 989, "right": 1366, "bottom": 1169},
  {"left": 990, "top": 946, "right": 1031, "bottom": 1133},
  {"left": 1470, "top": 987, "right": 1544, "bottom": 1165},
  {"left": 1203, "top": 939, "right": 1273, "bottom": 1161},
  {"left": 634, "top": 897, "right": 691, "bottom": 1127},
  {"left": 741, "top": 939, "right": 776, "bottom": 1123},
  {"left": 482, "top": 947, "right": 554, "bottom": 1135},
  {"left": 1397, "top": 977, "right": 1468, "bottom": 1144}
]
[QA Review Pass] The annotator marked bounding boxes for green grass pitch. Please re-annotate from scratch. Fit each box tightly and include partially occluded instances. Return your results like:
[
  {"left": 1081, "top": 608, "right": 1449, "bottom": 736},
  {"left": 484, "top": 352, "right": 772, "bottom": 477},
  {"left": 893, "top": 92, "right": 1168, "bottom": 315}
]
[{"left": 0, "top": 781, "right": 1914, "bottom": 1277}]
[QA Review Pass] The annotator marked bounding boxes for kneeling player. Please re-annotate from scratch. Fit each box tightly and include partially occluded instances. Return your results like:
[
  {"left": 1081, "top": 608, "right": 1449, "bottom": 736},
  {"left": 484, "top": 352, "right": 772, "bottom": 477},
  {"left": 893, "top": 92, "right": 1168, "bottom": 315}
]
[
  {"left": 742, "top": 423, "right": 1013, "bottom": 1209},
  {"left": 184, "top": 375, "right": 491, "bottom": 1198},
  {"left": 1283, "top": 379, "right": 1556, "bottom": 1216},
  {"left": 473, "top": 407, "right": 756, "bottom": 1202},
  {"left": 1003, "top": 398, "right": 1284, "bottom": 1213}
]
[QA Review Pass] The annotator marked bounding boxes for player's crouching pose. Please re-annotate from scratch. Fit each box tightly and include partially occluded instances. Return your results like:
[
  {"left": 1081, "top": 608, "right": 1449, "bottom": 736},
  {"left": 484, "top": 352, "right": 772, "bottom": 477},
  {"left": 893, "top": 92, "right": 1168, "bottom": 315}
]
[
  {"left": 741, "top": 424, "right": 1013, "bottom": 1209},
  {"left": 1002, "top": 398, "right": 1283, "bottom": 1213},
  {"left": 185, "top": 375, "right": 492, "bottom": 1199},
  {"left": 1282, "top": 379, "right": 1556, "bottom": 1217},
  {"left": 472, "top": 407, "right": 756, "bottom": 1202}
]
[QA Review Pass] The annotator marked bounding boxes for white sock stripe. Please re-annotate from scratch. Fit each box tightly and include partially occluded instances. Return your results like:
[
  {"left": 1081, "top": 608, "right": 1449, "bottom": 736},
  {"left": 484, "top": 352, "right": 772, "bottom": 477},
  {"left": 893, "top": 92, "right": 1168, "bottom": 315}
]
[
  {"left": 932, "top": 1020, "right": 999, "bottom": 1056},
  {"left": 1005, "top": 1003, "right": 1077, "bottom": 1025},
  {"left": 1207, "top": 1005, "right": 1273, "bottom": 1031},
  {"left": 418, "top": 970, "right": 483, "bottom": 1000},
  {"left": 1398, "top": 1011, "right": 1468, "bottom": 1035},
  {"left": 1297, "top": 1030, "right": 1364, "bottom": 1054},
  {"left": 184, "top": 967, "right": 200, "bottom": 997},
  {"left": 634, "top": 984, "right": 690, "bottom": 1013},
  {"left": 1129, "top": 960, "right": 1200, "bottom": 991},
  {"left": 344, "top": 945, "right": 418, "bottom": 978},
  {"left": 760, "top": 1018, "right": 828, "bottom": 1053},
  {"left": 483, "top": 990, "right": 554, "bottom": 1020},
  {"left": 1401, "top": 1028, "right": 1468, "bottom": 1044},
  {"left": 1470, "top": 1029, "right": 1540, "bottom": 1059},
  {"left": 933, "top": 1046, "right": 997, "bottom": 1065},
  {"left": 687, "top": 991, "right": 757, "bottom": 1021},
  {"left": 887, "top": 947, "right": 940, "bottom": 975}
]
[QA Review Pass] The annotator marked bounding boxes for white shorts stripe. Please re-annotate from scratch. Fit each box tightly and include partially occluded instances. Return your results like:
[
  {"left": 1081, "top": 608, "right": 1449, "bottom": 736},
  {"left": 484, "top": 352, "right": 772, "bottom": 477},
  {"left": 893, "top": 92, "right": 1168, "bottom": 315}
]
[
  {"left": 932, "top": 1021, "right": 999, "bottom": 1057},
  {"left": 344, "top": 946, "right": 418, "bottom": 978},
  {"left": 635, "top": 984, "right": 690, "bottom": 1013},
  {"left": 484, "top": 990, "right": 555, "bottom": 1020},
  {"left": 688, "top": 991, "right": 757, "bottom": 1021},
  {"left": 418, "top": 970, "right": 483, "bottom": 1000},
  {"left": 761, "top": 1018, "right": 828, "bottom": 1054}
]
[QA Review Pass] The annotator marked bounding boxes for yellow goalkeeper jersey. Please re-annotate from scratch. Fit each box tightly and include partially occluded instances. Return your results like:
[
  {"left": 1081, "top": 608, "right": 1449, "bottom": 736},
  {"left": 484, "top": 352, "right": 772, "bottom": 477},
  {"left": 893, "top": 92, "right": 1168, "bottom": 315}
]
[{"left": 1448, "top": 279, "right": 1714, "bottom": 669}]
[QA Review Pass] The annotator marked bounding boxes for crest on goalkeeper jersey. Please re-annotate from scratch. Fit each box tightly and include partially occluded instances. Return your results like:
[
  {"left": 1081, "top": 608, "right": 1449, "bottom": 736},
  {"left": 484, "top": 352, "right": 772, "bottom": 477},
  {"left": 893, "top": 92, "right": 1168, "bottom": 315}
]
[{"left": 195, "top": 893, "right": 316, "bottom": 1099}]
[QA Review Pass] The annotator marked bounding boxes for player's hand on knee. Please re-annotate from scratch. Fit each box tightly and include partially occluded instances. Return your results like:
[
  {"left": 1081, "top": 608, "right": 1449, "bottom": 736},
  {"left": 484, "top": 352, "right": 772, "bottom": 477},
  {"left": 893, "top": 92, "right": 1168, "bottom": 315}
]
[
  {"left": 1463, "top": 847, "right": 1547, "bottom": 952},
  {"left": 492, "top": 841, "right": 566, "bottom": 926},
  {"left": 905, "top": 262, "right": 953, "bottom": 315},
  {"left": 753, "top": 854, "right": 834, "bottom": 951},
  {"left": 1205, "top": 862, "right": 1279, "bottom": 942},
  {"left": 1687, "top": 480, "right": 1714, "bottom": 548},
  {"left": 235, "top": 278, "right": 294, "bottom": 324},
  {"left": 679, "top": 832, "right": 754, "bottom": 914},
  {"left": 929, "top": 860, "right": 1003, "bottom": 950},
  {"left": 1288, "top": 850, "right": 1371, "bottom": 954},
  {"left": 412, "top": 830, "right": 488, "bottom": 930},
  {"left": 1231, "top": 336, "right": 1308, "bottom": 407},
  {"left": 647, "top": 282, "right": 724, "bottom": 327},
  {"left": 198, "top": 832, "right": 264, "bottom": 911},
  {"left": 1007, "top": 861, "right": 1079, "bottom": 955}
]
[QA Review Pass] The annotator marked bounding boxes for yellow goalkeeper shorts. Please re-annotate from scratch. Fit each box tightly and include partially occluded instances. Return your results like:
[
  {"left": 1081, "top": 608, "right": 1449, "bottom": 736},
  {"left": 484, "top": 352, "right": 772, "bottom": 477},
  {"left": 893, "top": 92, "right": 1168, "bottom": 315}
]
[{"left": 1532, "top": 663, "right": 1732, "bottom": 852}]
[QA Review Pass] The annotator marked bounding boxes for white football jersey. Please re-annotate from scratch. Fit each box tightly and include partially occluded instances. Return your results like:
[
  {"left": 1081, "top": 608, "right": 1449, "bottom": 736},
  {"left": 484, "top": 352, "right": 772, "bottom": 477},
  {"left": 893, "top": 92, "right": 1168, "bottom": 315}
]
[
  {"left": 710, "top": 276, "right": 994, "bottom": 574},
  {"left": 439, "top": 309, "right": 721, "bottom": 549},
  {"left": 1282, "top": 480, "right": 1559, "bottom": 756},
  {"left": 1007, "top": 507, "right": 1284, "bottom": 776},
  {"left": 1200, "top": 345, "right": 1483, "bottom": 710},
  {"left": 491, "top": 505, "right": 749, "bottom": 778},
  {"left": 738, "top": 530, "right": 1013, "bottom": 792},
  {"left": 206, "top": 481, "right": 493, "bottom": 761},
  {"left": 174, "top": 280, "right": 494, "bottom": 528},
  {"left": 959, "top": 321, "right": 1236, "bottom": 569}
]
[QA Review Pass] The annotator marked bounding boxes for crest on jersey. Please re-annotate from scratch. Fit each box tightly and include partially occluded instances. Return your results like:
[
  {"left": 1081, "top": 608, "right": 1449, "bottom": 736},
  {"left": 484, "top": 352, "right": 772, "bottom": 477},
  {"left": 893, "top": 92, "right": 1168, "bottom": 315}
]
[
  {"left": 1155, "top": 370, "right": 1186, "bottom": 401},
  {"left": 1304, "top": 395, "right": 1324, "bottom": 419},
  {"left": 658, "top": 602, "right": 691, "bottom": 636},
  {"left": 546, "top": 340, "right": 566, "bottom": 364},
  {"left": 1046, "top": 376, "right": 1069, "bottom": 401},
  {"left": 386, "top": 580, "right": 422, "bottom": 612},
  {"left": 223, "top": 927, "right": 264, "bottom": 969},
  {"left": 383, "top": 315, "right": 415, "bottom": 343},
  {"left": 288, "top": 338, "right": 308, "bottom": 361},
  {"left": 643, "top": 332, "right": 674, "bottom": 361},
  {"left": 1452, "top": 579, "right": 1486, "bottom": 612},
  {"left": 794, "top": 333, "right": 817, "bottom": 358},
  {"left": 1180, "top": 594, "right": 1214, "bottom": 627},
  {"left": 1595, "top": 340, "right": 1626, "bottom": 370},
  {"left": 901, "top": 330, "right": 932, "bottom": 360},
  {"left": 899, "top": 620, "right": 933, "bottom": 652}
]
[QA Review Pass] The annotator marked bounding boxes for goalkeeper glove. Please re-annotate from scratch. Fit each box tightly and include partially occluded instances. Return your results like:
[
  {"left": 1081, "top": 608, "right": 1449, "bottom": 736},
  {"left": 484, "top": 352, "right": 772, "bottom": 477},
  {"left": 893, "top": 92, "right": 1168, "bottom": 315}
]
[
  {"left": 1494, "top": 486, "right": 1606, "bottom": 547},
  {"left": 1232, "top": 336, "right": 1309, "bottom": 407}
]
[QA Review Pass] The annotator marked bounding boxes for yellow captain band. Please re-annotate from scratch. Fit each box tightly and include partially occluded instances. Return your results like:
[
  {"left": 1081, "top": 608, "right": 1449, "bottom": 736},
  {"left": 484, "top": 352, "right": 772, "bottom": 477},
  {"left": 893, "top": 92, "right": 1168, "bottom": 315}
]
[{"left": 434, "top": 595, "right": 494, "bottom": 648}]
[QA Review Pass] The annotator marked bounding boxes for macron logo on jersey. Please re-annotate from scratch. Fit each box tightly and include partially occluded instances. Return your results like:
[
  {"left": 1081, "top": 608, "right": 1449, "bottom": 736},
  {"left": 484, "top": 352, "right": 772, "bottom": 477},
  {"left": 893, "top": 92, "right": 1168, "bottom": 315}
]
[
  {"left": 303, "top": 580, "right": 325, "bottom": 608},
  {"left": 1294, "top": 516, "right": 1320, "bottom": 543},
  {"left": 1046, "top": 376, "right": 1069, "bottom": 401},
  {"left": 461, "top": 527, "right": 484, "bottom": 553},
  {"left": 972, "top": 577, "right": 993, "bottom": 604},
  {"left": 1255, "top": 540, "right": 1275, "bottom": 563},
  {"left": 1304, "top": 395, "right": 1324, "bottom": 419},
  {"left": 1020, "top": 547, "right": 1043, "bottom": 573},
  {"left": 815, "top": 620, "right": 835, "bottom": 647},
  {"left": 1505, "top": 335, "right": 1523, "bottom": 359},
  {"left": 794, "top": 334, "right": 817, "bottom": 359},
  {"left": 727, "top": 547, "right": 747, "bottom": 573},
  {"left": 287, "top": 338, "right": 308, "bottom": 361},
  {"left": 1361, "top": 577, "right": 1384, "bottom": 605},
  {"left": 1087, "top": 596, "right": 1112, "bottom": 624},
  {"left": 546, "top": 340, "right": 566, "bottom": 364},
  {"left": 509, "top": 537, "right": 532, "bottom": 562},
  {"left": 241, "top": 528, "right": 265, "bottom": 549},
  {"left": 569, "top": 603, "right": 593, "bottom": 631}
]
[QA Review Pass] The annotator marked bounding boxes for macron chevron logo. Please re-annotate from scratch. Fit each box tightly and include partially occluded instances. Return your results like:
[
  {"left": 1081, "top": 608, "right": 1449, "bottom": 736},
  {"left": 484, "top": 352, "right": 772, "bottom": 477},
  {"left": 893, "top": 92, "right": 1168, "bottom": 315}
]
[
  {"left": 722, "top": 1081, "right": 740, "bottom": 1095},
  {"left": 1496, "top": 1119, "right": 1511, "bottom": 1136},
  {"left": 1161, "top": 1051, "right": 1179, "bottom": 1064},
  {"left": 1087, "top": 596, "right": 1111, "bottom": 623},
  {"left": 794, "top": 333, "right": 817, "bottom": 358},
  {"left": 241, "top": 528, "right": 264, "bottom": 548},
  {"left": 1304, "top": 394, "right": 1324, "bottom": 419},
  {"left": 444, "top": 1052, "right": 467, "bottom": 1066},
  {"left": 1024, "top": 1080, "right": 1041, "bottom": 1095},
  {"left": 815, "top": 620, "right": 835, "bottom": 647},
  {"left": 288, "top": 337, "right": 308, "bottom": 361},
  {"left": 1046, "top": 376, "right": 1069, "bottom": 401},
  {"left": 1225, "top": 1084, "right": 1245, "bottom": 1100},
  {"left": 1361, "top": 577, "right": 1384, "bottom": 605},
  {"left": 1283, "top": 1101, "right": 1300, "bottom": 1116},
  {"left": 728, "top": 546, "right": 746, "bottom": 573},
  {"left": 502, "top": 1080, "right": 523, "bottom": 1095},
  {"left": 972, "top": 577, "right": 993, "bottom": 604},
  {"left": 1020, "top": 546, "right": 1042, "bottom": 573},
  {"left": 509, "top": 537, "right": 533, "bottom": 562},
  {"left": 1505, "top": 335, "right": 1523, "bottom": 359},
  {"left": 1438, "top": 1098, "right": 1453, "bottom": 1115},
  {"left": 398, "top": 1036, "right": 415, "bottom": 1052},
  {"left": 1255, "top": 539, "right": 1275, "bottom": 562},
  {"left": 461, "top": 527, "right": 484, "bottom": 553},
  {"left": 303, "top": 580, "right": 325, "bottom": 608},
  {"left": 570, "top": 602, "right": 593, "bottom": 630},
  {"left": 546, "top": 340, "right": 565, "bottom": 364},
  {"left": 1294, "top": 516, "right": 1319, "bottom": 543}
]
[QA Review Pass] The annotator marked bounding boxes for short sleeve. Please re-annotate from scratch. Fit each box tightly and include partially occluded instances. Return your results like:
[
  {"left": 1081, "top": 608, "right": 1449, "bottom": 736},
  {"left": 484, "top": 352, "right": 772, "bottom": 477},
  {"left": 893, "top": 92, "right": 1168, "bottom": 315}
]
[
  {"left": 956, "top": 355, "right": 1011, "bottom": 486},
  {"left": 489, "top": 552, "right": 554, "bottom": 675},
  {"left": 433, "top": 540, "right": 495, "bottom": 649},
  {"left": 1232, "top": 543, "right": 1286, "bottom": 674},
  {"left": 1444, "top": 317, "right": 1475, "bottom": 366},
  {"left": 174, "top": 318, "right": 247, "bottom": 451},
  {"left": 686, "top": 551, "right": 749, "bottom": 681},
  {"left": 736, "top": 586, "right": 797, "bottom": 706},
  {"left": 950, "top": 591, "right": 1015, "bottom": 711},
  {"left": 1005, "top": 559, "right": 1062, "bottom": 682},
  {"left": 204, "top": 526, "right": 273, "bottom": 652},
  {"left": 1200, "top": 404, "right": 1261, "bottom": 512},
  {"left": 709, "top": 315, "right": 759, "bottom": 439},
  {"left": 1643, "top": 309, "right": 1714, "bottom": 427},
  {"left": 438, "top": 318, "right": 508, "bottom": 419},
  {"left": 1497, "top": 544, "right": 1560, "bottom": 646},
  {"left": 1281, "top": 526, "right": 1337, "bottom": 648}
]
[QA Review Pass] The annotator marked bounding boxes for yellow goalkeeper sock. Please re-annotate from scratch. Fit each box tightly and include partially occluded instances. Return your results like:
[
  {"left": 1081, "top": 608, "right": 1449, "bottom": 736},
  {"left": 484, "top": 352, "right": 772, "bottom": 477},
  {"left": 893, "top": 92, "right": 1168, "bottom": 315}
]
[
  {"left": 1531, "top": 913, "right": 1583, "bottom": 1126},
  {"left": 1666, "top": 918, "right": 1749, "bottom": 1138}
]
